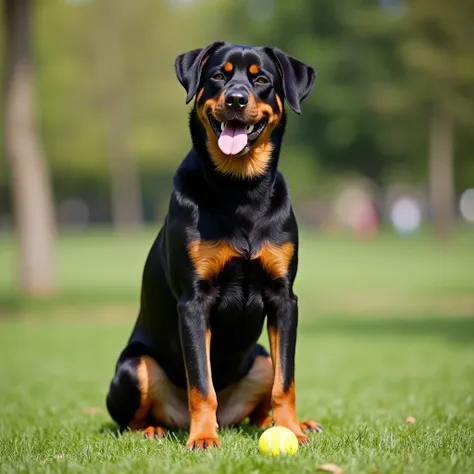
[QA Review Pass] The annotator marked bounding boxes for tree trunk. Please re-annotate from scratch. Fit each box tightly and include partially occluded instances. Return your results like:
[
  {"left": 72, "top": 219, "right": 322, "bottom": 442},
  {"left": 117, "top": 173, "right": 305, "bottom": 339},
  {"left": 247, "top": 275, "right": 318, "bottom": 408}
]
[
  {"left": 4, "top": 0, "right": 56, "bottom": 295},
  {"left": 105, "top": 93, "right": 142, "bottom": 231},
  {"left": 96, "top": 0, "right": 142, "bottom": 231},
  {"left": 428, "top": 108, "right": 455, "bottom": 239}
]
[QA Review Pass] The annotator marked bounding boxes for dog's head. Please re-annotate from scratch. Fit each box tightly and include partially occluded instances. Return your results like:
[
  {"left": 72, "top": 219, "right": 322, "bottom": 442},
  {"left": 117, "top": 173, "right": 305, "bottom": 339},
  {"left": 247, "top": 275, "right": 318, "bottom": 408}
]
[{"left": 175, "top": 42, "right": 315, "bottom": 178}]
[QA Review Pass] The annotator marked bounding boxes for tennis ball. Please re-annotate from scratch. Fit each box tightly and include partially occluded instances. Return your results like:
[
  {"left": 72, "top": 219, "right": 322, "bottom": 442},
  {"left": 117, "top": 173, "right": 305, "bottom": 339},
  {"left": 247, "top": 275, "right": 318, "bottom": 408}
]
[{"left": 258, "top": 426, "right": 299, "bottom": 456}]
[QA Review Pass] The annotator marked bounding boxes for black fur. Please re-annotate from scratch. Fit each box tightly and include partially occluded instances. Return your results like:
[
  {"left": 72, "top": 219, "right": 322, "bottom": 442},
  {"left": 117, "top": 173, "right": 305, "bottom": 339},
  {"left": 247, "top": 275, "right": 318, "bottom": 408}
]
[
  {"left": 263, "top": 47, "right": 316, "bottom": 114},
  {"left": 106, "top": 42, "right": 315, "bottom": 431}
]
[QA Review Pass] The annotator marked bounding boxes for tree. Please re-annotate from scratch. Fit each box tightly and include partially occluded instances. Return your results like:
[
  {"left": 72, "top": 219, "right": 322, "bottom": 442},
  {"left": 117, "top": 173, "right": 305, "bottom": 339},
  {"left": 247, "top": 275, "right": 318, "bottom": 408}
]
[
  {"left": 1, "top": 0, "right": 233, "bottom": 222},
  {"left": 224, "top": 0, "right": 413, "bottom": 185},
  {"left": 4, "top": 0, "right": 56, "bottom": 295},
  {"left": 225, "top": 0, "right": 474, "bottom": 235},
  {"left": 92, "top": 0, "right": 142, "bottom": 231},
  {"left": 360, "top": 0, "right": 474, "bottom": 237}
]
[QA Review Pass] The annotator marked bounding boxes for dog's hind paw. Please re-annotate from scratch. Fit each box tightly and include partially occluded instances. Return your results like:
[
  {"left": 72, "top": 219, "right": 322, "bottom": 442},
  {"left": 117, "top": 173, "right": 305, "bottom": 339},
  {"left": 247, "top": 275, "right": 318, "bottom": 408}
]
[
  {"left": 300, "top": 420, "right": 324, "bottom": 433},
  {"left": 141, "top": 426, "right": 167, "bottom": 439}
]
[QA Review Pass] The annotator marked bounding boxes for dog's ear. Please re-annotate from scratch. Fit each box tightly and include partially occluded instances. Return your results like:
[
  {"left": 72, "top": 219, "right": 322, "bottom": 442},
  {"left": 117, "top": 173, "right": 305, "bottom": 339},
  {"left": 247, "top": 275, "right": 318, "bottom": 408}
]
[
  {"left": 265, "top": 47, "right": 316, "bottom": 114},
  {"left": 175, "top": 41, "right": 226, "bottom": 104}
]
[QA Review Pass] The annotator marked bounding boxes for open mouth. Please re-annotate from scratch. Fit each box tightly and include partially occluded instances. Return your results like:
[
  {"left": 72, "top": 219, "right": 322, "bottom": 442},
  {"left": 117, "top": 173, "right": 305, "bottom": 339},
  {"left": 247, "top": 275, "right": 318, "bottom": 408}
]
[{"left": 209, "top": 115, "right": 267, "bottom": 156}]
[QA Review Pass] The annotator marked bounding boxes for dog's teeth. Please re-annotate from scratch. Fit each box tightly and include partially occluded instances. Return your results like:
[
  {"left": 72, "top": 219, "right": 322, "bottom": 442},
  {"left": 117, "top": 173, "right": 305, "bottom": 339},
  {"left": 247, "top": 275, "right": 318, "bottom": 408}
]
[
  {"left": 220, "top": 122, "right": 225, "bottom": 132},
  {"left": 246, "top": 125, "right": 254, "bottom": 134}
]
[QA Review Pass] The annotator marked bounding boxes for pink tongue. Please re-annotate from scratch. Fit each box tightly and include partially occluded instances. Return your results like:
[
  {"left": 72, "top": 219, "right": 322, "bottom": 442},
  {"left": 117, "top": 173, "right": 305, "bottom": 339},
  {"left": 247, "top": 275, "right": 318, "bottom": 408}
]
[{"left": 218, "top": 123, "right": 248, "bottom": 155}]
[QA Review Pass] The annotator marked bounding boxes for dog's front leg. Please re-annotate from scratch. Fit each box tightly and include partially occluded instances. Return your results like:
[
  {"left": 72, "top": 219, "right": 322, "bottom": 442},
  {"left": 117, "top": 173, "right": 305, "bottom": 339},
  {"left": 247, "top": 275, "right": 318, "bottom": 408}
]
[
  {"left": 267, "top": 293, "right": 309, "bottom": 444},
  {"left": 178, "top": 296, "right": 220, "bottom": 450}
]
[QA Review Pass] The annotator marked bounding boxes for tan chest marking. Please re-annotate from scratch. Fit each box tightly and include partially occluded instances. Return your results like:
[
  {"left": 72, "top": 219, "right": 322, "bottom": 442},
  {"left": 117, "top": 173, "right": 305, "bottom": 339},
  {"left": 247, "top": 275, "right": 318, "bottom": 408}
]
[
  {"left": 188, "top": 240, "right": 294, "bottom": 281},
  {"left": 188, "top": 240, "right": 241, "bottom": 280},
  {"left": 253, "top": 242, "right": 294, "bottom": 279}
]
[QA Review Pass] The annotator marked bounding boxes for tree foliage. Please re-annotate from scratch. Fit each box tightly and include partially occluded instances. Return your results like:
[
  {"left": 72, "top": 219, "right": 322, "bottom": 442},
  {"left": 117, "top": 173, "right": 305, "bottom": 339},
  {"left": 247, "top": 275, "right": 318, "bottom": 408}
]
[
  {"left": 226, "top": 0, "right": 474, "bottom": 189},
  {"left": 1, "top": 0, "right": 473, "bottom": 220}
]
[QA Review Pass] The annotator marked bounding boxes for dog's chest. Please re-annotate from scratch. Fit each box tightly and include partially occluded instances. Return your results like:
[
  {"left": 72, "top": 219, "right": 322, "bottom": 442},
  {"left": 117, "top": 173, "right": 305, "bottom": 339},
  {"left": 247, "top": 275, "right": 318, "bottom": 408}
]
[
  {"left": 212, "top": 257, "right": 266, "bottom": 321},
  {"left": 189, "top": 236, "right": 293, "bottom": 283},
  {"left": 190, "top": 208, "right": 294, "bottom": 313},
  {"left": 208, "top": 237, "right": 292, "bottom": 316}
]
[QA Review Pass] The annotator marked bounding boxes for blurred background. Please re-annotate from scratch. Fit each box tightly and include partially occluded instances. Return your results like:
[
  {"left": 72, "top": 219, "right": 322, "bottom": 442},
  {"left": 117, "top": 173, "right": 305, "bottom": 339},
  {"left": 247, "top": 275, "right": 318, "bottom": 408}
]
[
  {"left": 1, "top": 0, "right": 473, "bottom": 318},
  {"left": 2, "top": 4, "right": 474, "bottom": 470}
]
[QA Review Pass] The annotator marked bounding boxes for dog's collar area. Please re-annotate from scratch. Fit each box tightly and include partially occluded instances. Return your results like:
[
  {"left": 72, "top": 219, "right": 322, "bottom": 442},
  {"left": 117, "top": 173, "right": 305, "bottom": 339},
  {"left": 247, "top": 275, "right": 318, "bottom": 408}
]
[{"left": 208, "top": 115, "right": 267, "bottom": 144}]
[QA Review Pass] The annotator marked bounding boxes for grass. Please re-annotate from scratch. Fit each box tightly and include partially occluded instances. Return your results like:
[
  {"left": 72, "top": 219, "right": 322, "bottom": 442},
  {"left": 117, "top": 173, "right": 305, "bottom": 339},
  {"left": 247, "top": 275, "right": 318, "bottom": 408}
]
[
  {"left": 1, "top": 227, "right": 473, "bottom": 316},
  {"left": 0, "top": 228, "right": 473, "bottom": 473}
]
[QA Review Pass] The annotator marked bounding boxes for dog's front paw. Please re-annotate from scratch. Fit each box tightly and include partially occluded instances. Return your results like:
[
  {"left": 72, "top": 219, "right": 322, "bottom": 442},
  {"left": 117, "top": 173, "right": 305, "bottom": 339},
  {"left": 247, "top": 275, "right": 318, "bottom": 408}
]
[
  {"left": 300, "top": 420, "right": 324, "bottom": 433},
  {"left": 186, "top": 434, "right": 221, "bottom": 450}
]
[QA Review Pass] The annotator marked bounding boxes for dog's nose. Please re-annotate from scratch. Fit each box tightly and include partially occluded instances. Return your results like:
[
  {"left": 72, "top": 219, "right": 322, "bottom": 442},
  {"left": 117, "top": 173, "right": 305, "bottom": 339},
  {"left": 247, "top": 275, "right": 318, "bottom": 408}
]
[{"left": 224, "top": 89, "right": 249, "bottom": 110}]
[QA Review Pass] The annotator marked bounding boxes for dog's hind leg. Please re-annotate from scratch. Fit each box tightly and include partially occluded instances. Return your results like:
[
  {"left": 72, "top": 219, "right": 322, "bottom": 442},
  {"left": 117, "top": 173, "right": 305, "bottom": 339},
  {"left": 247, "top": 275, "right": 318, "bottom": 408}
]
[
  {"left": 216, "top": 348, "right": 274, "bottom": 428},
  {"left": 249, "top": 391, "right": 273, "bottom": 429},
  {"left": 106, "top": 354, "right": 189, "bottom": 438}
]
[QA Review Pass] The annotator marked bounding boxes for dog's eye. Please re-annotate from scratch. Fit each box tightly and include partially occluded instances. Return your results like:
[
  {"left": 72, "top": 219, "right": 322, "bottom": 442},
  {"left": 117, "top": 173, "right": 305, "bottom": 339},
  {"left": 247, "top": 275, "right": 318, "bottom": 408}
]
[
  {"left": 213, "top": 73, "right": 225, "bottom": 81},
  {"left": 255, "top": 76, "right": 269, "bottom": 85}
]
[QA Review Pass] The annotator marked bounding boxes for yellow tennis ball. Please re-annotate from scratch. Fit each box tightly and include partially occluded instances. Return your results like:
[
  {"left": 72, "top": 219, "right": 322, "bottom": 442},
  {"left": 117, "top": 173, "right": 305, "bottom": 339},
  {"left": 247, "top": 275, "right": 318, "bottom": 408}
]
[{"left": 258, "top": 426, "right": 299, "bottom": 456}]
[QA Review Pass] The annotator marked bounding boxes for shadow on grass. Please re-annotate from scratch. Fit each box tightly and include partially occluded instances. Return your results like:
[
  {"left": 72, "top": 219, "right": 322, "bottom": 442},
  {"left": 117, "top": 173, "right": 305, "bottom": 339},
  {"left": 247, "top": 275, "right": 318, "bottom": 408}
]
[
  {"left": 98, "top": 422, "right": 262, "bottom": 444},
  {"left": 99, "top": 422, "right": 122, "bottom": 437},
  {"left": 98, "top": 422, "right": 192, "bottom": 445},
  {"left": 301, "top": 316, "right": 474, "bottom": 343},
  {"left": 235, "top": 423, "right": 264, "bottom": 440}
]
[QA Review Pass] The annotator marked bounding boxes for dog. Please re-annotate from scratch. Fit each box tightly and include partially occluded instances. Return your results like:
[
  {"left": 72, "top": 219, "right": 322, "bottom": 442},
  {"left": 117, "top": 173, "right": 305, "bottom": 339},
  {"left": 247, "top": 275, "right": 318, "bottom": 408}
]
[{"left": 106, "top": 41, "right": 321, "bottom": 450}]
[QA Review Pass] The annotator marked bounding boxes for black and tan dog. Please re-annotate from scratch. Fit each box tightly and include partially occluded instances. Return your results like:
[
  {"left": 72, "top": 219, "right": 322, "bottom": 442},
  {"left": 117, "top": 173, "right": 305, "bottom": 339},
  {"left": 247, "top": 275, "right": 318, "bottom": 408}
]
[{"left": 106, "top": 41, "right": 321, "bottom": 450}]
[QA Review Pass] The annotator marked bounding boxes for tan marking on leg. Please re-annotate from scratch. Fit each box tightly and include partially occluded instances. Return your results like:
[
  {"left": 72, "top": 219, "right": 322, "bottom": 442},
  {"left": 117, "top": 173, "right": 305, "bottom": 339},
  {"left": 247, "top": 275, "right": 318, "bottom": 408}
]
[
  {"left": 267, "top": 326, "right": 307, "bottom": 443},
  {"left": 249, "top": 395, "right": 273, "bottom": 430},
  {"left": 130, "top": 356, "right": 189, "bottom": 431},
  {"left": 128, "top": 357, "right": 153, "bottom": 429},
  {"left": 186, "top": 330, "right": 220, "bottom": 449}
]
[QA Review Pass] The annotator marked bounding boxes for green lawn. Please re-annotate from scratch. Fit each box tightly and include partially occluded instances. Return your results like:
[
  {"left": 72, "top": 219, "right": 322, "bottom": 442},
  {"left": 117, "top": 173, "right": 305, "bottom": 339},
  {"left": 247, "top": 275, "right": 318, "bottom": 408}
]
[
  {"left": 0, "top": 228, "right": 473, "bottom": 473},
  {"left": 1, "top": 227, "right": 473, "bottom": 316}
]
